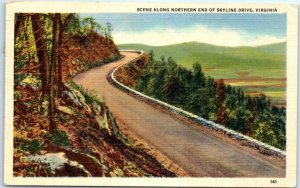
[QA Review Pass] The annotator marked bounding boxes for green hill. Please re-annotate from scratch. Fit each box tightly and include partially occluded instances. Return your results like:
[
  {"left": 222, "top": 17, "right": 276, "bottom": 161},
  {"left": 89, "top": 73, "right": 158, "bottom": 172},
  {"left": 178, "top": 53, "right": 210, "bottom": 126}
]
[
  {"left": 118, "top": 42, "right": 286, "bottom": 79},
  {"left": 257, "top": 42, "right": 286, "bottom": 56},
  {"left": 118, "top": 42, "right": 286, "bottom": 106}
]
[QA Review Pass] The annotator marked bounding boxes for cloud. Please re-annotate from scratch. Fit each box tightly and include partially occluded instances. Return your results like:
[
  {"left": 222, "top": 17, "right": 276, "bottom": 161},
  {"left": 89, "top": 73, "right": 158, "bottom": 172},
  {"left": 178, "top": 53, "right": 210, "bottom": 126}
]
[{"left": 113, "top": 25, "right": 285, "bottom": 47}]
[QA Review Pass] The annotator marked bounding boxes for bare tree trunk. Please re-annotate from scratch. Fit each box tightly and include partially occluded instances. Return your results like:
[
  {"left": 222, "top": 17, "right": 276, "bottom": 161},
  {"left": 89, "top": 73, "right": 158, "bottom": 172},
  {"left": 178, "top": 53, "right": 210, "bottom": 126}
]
[
  {"left": 31, "top": 14, "right": 49, "bottom": 95},
  {"left": 57, "top": 15, "right": 63, "bottom": 96},
  {"left": 48, "top": 13, "right": 59, "bottom": 132},
  {"left": 57, "top": 13, "right": 74, "bottom": 96}
]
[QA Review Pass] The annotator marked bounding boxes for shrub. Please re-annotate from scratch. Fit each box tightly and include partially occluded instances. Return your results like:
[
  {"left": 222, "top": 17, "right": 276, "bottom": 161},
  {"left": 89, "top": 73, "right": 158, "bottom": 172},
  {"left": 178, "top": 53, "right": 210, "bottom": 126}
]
[
  {"left": 48, "top": 130, "right": 71, "bottom": 147},
  {"left": 20, "top": 140, "right": 42, "bottom": 154}
]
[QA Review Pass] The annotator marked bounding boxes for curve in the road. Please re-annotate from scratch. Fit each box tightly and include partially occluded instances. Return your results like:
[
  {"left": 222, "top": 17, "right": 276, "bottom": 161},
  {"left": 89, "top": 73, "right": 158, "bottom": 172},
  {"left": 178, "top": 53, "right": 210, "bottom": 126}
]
[{"left": 73, "top": 51, "right": 285, "bottom": 177}]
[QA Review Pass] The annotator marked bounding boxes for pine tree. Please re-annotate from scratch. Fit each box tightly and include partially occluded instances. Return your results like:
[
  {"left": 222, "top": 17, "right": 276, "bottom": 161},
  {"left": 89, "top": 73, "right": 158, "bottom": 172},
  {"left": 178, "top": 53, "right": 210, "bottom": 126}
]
[
  {"left": 162, "top": 75, "right": 180, "bottom": 101},
  {"left": 216, "top": 79, "right": 227, "bottom": 125}
]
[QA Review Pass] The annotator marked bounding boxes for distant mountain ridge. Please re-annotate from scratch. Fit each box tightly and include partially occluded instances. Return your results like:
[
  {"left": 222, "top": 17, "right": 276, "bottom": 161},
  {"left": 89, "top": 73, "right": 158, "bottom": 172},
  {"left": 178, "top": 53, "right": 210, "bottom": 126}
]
[
  {"left": 256, "top": 42, "right": 286, "bottom": 56},
  {"left": 118, "top": 42, "right": 286, "bottom": 79},
  {"left": 117, "top": 42, "right": 286, "bottom": 58}
]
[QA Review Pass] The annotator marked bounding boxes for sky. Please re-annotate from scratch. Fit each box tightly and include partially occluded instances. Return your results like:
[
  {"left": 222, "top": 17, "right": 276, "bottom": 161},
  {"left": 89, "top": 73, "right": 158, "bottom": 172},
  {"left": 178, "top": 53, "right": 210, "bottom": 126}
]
[{"left": 81, "top": 13, "right": 286, "bottom": 47}]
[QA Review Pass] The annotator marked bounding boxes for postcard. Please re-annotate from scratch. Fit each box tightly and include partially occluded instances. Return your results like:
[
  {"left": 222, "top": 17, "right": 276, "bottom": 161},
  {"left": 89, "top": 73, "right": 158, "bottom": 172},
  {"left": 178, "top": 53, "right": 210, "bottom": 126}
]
[{"left": 4, "top": 2, "right": 298, "bottom": 187}]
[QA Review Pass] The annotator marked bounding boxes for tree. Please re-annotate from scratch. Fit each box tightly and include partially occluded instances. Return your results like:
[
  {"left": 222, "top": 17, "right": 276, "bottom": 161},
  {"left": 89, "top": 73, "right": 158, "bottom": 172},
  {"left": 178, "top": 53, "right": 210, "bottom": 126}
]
[
  {"left": 176, "top": 66, "right": 192, "bottom": 107},
  {"left": 81, "top": 17, "right": 95, "bottom": 32},
  {"left": 105, "top": 22, "right": 113, "bottom": 39},
  {"left": 226, "top": 105, "right": 252, "bottom": 134},
  {"left": 31, "top": 13, "right": 75, "bottom": 132},
  {"left": 65, "top": 14, "right": 81, "bottom": 34},
  {"left": 187, "top": 88, "right": 211, "bottom": 119},
  {"left": 217, "top": 106, "right": 228, "bottom": 125},
  {"left": 15, "top": 13, "right": 27, "bottom": 42},
  {"left": 148, "top": 50, "right": 154, "bottom": 62},
  {"left": 47, "top": 13, "right": 60, "bottom": 132},
  {"left": 134, "top": 53, "right": 286, "bottom": 149},
  {"left": 162, "top": 75, "right": 180, "bottom": 101},
  {"left": 31, "top": 14, "right": 49, "bottom": 95},
  {"left": 57, "top": 13, "right": 74, "bottom": 96},
  {"left": 192, "top": 63, "right": 205, "bottom": 88},
  {"left": 147, "top": 68, "right": 166, "bottom": 98},
  {"left": 216, "top": 79, "right": 227, "bottom": 125},
  {"left": 216, "top": 79, "right": 225, "bottom": 107},
  {"left": 254, "top": 122, "right": 277, "bottom": 147}
]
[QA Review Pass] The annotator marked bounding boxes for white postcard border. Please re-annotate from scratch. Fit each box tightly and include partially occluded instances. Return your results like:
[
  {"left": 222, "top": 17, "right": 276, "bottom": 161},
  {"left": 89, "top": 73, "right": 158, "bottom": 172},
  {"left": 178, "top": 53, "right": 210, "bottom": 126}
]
[{"left": 4, "top": 2, "right": 298, "bottom": 187}]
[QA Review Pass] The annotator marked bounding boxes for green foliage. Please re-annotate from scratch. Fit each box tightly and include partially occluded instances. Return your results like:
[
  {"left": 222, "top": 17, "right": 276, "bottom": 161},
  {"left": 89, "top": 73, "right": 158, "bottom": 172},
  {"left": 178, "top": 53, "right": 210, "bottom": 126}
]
[
  {"left": 65, "top": 14, "right": 113, "bottom": 40},
  {"left": 186, "top": 89, "right": 213, "bottom": 119},
  {"left": 14, "top": 73, "right": 27, "bottom": 86},
  {"left": 14, "top": 90, "right": 22, "bottom": 100},
  {"left": 104, "top": 22, "right": 113, "bottom": 39},
  {"left": 20, "top": 140, "right": 42, "bottom": 154},
  {"left": 254, "top": 122, "right": 277, "bottom": 147},
  {"left": 14, "top": 15, "right": 39, "bottom": 74},
  {"left": 20, "top": 75, "right": 41, "bottom": 88},
  {"left": 135, "top": 51, "right": 286, "bottom": 150},
  {"left": 65, "top": 14, "right": 81, "bottom": 34},
  {"left": 162, "top": 75, "right": 180, "bottom": 101},
  {"left": 48, "top": 130, "right": 71, "bottom": 147}
]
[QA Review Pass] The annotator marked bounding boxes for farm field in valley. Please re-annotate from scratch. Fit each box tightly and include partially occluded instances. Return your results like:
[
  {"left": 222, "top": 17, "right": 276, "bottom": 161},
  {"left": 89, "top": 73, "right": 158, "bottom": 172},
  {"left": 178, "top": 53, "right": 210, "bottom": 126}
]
[{"left": 118, "top": 42, "right": 286, "bottom": 106}]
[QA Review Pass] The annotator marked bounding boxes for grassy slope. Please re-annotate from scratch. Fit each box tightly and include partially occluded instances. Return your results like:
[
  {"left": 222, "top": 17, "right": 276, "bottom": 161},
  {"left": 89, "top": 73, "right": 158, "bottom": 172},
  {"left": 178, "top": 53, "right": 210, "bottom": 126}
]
[
  {"left": 118, "top": 42, "right": 285, "bottom": 79},
  {"left": 118, "top": 42, "right": 286, "bottom": 105},
  {"left": 257, "top": 42, "right": 286, "bottom": 56}
]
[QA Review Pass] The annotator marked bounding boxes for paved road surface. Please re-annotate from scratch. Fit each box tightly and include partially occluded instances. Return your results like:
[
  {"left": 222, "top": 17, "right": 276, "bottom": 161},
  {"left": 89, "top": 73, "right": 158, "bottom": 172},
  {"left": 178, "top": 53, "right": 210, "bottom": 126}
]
[{"left": 74, "top": 52, "right": 285, "bottom": 177}]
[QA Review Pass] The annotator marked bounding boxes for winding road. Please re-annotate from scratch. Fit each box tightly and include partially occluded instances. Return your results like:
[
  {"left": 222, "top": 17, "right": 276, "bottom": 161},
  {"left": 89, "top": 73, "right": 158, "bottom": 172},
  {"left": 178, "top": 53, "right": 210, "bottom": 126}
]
[{"left": 73, "top": 51, "right": 285, "bottom": 177}]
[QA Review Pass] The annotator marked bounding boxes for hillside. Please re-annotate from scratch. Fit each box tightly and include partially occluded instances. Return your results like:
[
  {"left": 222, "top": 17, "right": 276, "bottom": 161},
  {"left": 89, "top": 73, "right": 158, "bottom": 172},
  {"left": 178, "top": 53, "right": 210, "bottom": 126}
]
[
  {"left": 257, "top": 42, "right": 286, "bottom": 56},
  {"left": 118, "top": 42, "right": 286, "bottom": 106},
  {"left": 14, "top": 14, "right": 176, "bottom": 177},
  {"left": 61, "top": 32, "right": 120, "bottom": 80},
  {"left": 118, "top": 42, "right": 286, "bottom": 78}
]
